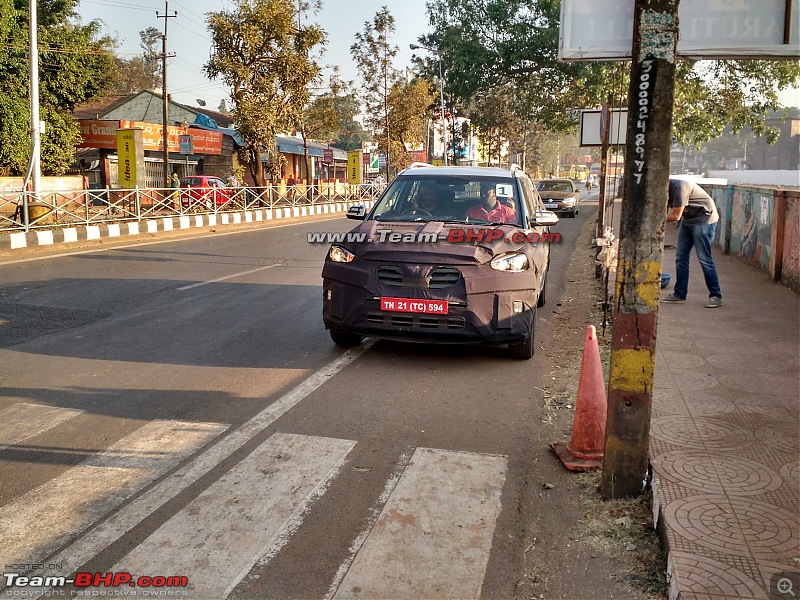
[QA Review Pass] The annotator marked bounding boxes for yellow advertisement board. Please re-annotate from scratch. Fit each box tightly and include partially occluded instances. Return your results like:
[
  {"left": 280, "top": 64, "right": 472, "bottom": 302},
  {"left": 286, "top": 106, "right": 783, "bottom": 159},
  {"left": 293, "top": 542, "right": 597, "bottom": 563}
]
[
  {"left": 116, "top": 129, "right": 140, "bottom": 189},
  {"left": 347, "top": 151, "right": 363, "bottom": 185}
]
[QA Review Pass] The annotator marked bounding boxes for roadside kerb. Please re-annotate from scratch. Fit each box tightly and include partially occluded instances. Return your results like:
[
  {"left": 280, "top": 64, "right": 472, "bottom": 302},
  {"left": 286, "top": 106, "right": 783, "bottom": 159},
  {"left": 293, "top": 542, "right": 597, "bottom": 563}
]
[{"left": 0, "top": 201, "right": 374, "bottom": 251}]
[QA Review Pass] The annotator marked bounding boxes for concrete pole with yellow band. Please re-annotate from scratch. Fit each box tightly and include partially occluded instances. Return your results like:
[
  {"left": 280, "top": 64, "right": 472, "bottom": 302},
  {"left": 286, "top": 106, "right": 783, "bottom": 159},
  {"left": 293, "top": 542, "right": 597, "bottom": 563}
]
[{"left": 600, "top": 0, "right": 678, "bottom": 499}]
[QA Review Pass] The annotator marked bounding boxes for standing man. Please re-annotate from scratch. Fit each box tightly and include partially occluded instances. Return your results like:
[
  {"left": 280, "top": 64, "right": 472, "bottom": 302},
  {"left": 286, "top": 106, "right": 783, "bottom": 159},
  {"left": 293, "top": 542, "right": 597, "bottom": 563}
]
[{"left": 661, "top": 178, "right": 723, "bottom": 308}]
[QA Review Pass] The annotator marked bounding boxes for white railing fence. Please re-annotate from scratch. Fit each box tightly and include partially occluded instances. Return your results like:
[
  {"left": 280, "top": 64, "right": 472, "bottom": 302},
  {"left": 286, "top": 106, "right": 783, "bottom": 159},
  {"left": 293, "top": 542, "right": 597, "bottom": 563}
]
[{"left": 0, "top": 182, "right": 386, "bottom": 233}]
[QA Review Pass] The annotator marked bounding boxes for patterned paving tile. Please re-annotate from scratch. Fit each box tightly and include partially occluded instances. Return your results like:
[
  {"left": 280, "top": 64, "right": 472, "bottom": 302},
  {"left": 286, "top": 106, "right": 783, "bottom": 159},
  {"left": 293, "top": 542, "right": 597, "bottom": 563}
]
[
  {"left": 737, "top": 398, "right": 800, "bottom": 422},
  {"left": 723, "top": 372, "right": 800, "bottom": 396},
  {"left": 755, "top": 423, "right": 800, "bottom": 454},
  {"left": 650, "top": 416, "right": 755, "bottom": 451},
  {"left": 664, "top": 495, "right": 799, "bottom": 559},
  {"left": 651, "top": 451, "right": 783, "bottom": 496},
  {"left": 706, "top": 352, "right": 799, "bottom": 375},
  {"left": 668, "top": 551, "right": 768, "bottom": 599}
]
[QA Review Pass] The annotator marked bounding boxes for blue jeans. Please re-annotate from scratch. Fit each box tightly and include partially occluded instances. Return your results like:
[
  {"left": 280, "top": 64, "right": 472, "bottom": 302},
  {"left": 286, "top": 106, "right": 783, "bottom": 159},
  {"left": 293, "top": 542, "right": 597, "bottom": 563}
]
[{"left": 673, "top": 221, "right": 722, "bottom": 299}]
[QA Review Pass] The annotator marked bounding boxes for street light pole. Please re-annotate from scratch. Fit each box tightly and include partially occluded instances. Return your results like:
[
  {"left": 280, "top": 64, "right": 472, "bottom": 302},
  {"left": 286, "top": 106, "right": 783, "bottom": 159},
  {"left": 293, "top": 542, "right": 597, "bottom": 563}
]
[{"left": 410, "top": 44, "right": 447, "bottom": 166}]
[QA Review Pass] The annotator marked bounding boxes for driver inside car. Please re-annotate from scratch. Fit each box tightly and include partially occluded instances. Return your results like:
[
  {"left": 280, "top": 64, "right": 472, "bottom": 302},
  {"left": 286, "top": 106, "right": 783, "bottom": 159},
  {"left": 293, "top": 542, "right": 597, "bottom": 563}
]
[{"left": 411, "top": 180, "right": 440, "bottom": 214}]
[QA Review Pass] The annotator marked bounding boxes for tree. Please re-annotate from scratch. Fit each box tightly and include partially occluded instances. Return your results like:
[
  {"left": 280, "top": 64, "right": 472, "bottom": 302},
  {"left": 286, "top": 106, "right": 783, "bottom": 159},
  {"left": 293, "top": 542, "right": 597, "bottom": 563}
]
[
  {"left": 110, "top": 27, "right": 162, "bottom": 95},
  {"left": 386, "top": 76, "right": 436, "bottom": 169},
  {"left": 421, "top": 0, "right": 800, "bottom": 150},
  {"left": 0, "top": 0, "right": 117, "bottom": 176},
  {"left": 351, "top": 6, "right": 399, "bottom": 177},
  {"left": 205, "top": 0, "right": 325, "bottom": 187},
  {"left": 299, "top": 69, "right": 349, "bottom": 184},
  {"left": 673, "top": 60, "right": 800, "bottom": 147}
]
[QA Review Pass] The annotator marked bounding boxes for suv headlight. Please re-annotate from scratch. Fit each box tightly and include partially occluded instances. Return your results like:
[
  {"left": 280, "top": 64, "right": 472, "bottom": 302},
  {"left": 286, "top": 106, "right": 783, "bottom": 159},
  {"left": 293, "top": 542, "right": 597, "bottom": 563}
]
[
  {"left": 491, "top": 252, "right": 529, "bottom": 272},
  {"left": 328, "top": 246, "right": 355, "bottom": 263},
  {"left": 562, "top": 196, "right": 576, "bottom": 206}
]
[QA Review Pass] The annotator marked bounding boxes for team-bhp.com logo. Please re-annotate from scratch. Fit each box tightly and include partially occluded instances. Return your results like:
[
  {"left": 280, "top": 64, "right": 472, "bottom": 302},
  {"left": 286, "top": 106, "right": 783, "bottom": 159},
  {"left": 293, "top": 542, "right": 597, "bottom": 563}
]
[
  {"left": 308, "top": 229, "right": 562, "bottom": 244},
  {"left": 3, "top": 572, "right": 188, "bottom": 596}
]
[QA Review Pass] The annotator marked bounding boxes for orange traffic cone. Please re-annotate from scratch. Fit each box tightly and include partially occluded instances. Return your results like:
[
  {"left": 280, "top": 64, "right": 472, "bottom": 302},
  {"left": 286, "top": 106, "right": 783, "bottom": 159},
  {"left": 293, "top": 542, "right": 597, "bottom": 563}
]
[{"left": 550, "top": 325, "right": 607, "bottom": 471}]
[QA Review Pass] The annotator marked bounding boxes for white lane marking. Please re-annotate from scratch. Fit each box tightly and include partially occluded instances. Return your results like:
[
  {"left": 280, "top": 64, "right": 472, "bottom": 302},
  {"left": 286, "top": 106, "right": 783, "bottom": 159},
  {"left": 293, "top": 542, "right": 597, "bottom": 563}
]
[
  {"left": 176, "top": 263, "right": 282, "bottom": 290},
  {"left": 29, "top": 342, "right": 373, "bottom": 581},
  {"left": 333, "top": 447, "right": 507, "bottom": 600},
  {"left": 0, "top": 420, "right": 227, "bottom": 570},
  {"left": 0, "top": 403, "right": 83, "bottom": 451},
  {"left": 324, "top": 451, "right": 413, "bottom": 600},
  {"left": 114, "top": 433, "right": 356, "bottom": 599}
]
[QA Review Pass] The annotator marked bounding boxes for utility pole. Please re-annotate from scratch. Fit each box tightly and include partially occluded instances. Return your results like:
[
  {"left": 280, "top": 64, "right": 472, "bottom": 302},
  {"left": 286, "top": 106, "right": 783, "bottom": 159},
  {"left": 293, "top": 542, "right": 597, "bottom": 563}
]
[
  {"left": 600, "top": 0, "right": 679, "bottom": 499},
  {"left": 596, "top": 96, "right": 611, "bottom": 277},
  {"left": 28, "top": 0, "right": 41, "bottom": 202},
  {"left": 157, "top": 1, "right": 177, "bottom": 188}
]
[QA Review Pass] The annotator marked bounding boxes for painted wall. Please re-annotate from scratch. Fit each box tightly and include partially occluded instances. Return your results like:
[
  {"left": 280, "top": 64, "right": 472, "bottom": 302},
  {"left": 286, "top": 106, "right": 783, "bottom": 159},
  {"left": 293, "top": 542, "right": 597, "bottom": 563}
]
[{"left": 706, "top": 183, "right": 800, "bottom": 294}]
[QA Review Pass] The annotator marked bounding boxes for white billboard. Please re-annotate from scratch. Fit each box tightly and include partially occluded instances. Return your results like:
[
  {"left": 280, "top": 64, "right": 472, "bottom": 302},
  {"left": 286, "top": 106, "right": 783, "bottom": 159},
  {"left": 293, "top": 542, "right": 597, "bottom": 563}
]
[
  {"left": 580, "top": 109, "right": 628, "bottom": 146},
  {"left": 560, "top": 0, "right": 800, "bottom": 60}
]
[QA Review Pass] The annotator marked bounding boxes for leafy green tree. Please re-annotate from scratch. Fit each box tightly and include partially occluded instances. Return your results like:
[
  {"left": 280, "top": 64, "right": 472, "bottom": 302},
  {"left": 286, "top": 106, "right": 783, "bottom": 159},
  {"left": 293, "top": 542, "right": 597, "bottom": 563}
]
[
  {"left": 111, "top": 27, "right": 162, "bottom": 95},
  {"left": 673, "top": 60, "right": 800, "bottom": 147},
  {"left": 299, "top": 70, "right": 350, "bottom": 183},
  {"left": 205, "top": 0, "right": 325, "bottom": 187},
  {"left": 351, "top": 6, "right": 400, "bottom": 176},
  {"left": 386, "top": 76, "right": 436, "bottom": 169},
  {"left": 0, "top": 0, "right": 116, "bottom": 176},
  {"left": 421, "top": 0, "right": 800, "bottom": 150}
]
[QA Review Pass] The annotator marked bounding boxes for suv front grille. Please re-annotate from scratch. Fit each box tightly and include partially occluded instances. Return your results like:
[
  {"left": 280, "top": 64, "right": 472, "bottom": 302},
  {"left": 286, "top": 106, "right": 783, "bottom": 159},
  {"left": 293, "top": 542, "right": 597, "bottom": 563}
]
[
  {"left": 366, "top": 312, "right": 465, "bottom": 330},
  {"left": 429, "top": 267, "right": 460, "bottom": 289},
  {"left": 376, "top": 265, "right": 461, "bottom": 289},
  {"left": 376, "top": 265, "right": 404, "bottom": 287}
]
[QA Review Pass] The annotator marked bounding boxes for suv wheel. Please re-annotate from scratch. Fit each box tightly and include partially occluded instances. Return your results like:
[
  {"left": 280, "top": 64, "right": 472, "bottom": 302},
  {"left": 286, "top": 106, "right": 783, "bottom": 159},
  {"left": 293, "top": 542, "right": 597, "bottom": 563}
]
[
  {"left": 329, "top": 329, "right": 364, "bottom": 347},
  {"left": 508, "top": 307, "right": 536, "bottom": 359}
]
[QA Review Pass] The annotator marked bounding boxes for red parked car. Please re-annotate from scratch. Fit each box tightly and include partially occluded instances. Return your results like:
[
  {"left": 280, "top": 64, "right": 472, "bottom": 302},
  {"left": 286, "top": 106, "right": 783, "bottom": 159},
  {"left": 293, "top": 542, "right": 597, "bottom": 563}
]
[{"left": 179, "top": 175, "right": 231, "bottom": 208}]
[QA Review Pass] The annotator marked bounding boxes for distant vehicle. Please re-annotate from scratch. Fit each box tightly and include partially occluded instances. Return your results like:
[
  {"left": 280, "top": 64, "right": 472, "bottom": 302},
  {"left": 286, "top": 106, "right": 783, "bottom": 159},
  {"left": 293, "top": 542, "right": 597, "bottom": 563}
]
[
  {"left": 321, "top": 164, "right": 559, "bottom": 359},
  {"left": 537, "top": 178, "right": 580, "bottom": 218},
  {"left": 179, "top": 175, "right": 231, "bottom": 208}
]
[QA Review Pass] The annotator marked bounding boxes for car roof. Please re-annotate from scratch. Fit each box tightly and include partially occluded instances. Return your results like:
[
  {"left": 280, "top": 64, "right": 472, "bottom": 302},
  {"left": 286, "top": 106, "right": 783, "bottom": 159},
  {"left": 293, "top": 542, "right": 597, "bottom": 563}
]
[{"left": 396, "top": 165, "right": 523, "bottom": 178}]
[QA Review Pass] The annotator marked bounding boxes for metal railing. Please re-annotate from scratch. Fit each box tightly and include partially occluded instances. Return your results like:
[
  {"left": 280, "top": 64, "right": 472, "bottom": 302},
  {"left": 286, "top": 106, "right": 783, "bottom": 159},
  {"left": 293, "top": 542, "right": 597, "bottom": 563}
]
[{"left": 0, "top": 181, "right": 386, "bottom": 233}]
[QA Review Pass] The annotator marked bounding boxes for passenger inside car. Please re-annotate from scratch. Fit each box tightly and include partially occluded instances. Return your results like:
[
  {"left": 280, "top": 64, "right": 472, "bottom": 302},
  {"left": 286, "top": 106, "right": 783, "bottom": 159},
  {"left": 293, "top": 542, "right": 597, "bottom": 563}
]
[{"left": 464, "top": 182, "right": 517, "bottom": 224}]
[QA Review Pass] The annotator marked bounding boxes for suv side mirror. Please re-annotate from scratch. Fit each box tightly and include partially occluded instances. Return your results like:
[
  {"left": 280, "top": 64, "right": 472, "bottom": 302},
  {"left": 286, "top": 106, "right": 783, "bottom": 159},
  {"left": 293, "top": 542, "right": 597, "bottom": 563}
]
[
  {"left": 346, "top": 205, "right": 367, "bottom": 220},
  {"left": 530, "top": 210, "right": 559, "bottom": 227}
]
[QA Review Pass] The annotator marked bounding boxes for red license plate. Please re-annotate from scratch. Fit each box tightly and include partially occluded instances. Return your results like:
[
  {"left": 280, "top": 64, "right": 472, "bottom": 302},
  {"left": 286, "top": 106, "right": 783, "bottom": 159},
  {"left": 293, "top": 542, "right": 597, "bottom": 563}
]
[{"left": 380, "top": 297, "right": 448, "bottom": 315}]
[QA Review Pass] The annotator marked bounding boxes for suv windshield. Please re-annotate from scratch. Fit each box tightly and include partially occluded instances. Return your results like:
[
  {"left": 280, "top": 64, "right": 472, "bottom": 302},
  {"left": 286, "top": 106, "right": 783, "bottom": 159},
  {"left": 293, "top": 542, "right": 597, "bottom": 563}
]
[{"left": 371, "top": 175, "right": 521, "bottom": 226}]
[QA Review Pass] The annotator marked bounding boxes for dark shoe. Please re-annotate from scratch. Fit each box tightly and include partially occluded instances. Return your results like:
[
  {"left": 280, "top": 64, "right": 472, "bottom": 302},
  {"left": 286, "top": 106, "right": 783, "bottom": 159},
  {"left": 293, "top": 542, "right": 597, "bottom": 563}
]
[
  {"left": 705, "top": 297, "right": 722, "bottom": 308},
  {"left": 660, "top": 294, "right": 685, "bottom": 303}
]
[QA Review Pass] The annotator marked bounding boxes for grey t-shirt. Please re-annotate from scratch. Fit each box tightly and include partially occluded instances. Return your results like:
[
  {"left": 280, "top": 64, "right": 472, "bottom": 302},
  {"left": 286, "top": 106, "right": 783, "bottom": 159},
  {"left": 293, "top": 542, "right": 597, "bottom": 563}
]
[{"left": 669, "top": 179, "right": 719, "bottom": 226}]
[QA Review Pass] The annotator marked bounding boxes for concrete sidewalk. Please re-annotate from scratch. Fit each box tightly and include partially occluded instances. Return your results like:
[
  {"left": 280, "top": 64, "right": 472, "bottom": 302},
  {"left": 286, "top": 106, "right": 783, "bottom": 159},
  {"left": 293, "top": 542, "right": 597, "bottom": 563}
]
[{"left": 652, "top": 224, "right": 800, "bottom": 600}]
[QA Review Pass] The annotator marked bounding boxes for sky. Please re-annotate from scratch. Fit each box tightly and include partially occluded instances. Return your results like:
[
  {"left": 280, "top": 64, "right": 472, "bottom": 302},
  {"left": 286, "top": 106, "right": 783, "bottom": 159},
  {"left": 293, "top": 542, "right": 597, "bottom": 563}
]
[
  {"left": 76, "top": 0, "right": 432, "bottom": 111},
  {"left": 76, "top": 0, "right": 799, "bottom": 112}
]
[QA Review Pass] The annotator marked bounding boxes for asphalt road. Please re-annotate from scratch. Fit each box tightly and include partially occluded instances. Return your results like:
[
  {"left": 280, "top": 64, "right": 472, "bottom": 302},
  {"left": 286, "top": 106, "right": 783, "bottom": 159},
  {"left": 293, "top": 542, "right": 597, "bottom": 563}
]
[{"left": 0, "top": 190, "right": 599, "bottom": 599}]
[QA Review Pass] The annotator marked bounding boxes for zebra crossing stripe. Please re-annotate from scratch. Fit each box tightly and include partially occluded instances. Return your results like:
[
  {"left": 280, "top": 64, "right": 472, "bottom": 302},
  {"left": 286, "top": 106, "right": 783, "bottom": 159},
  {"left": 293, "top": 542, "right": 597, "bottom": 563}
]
[
  {"left": 0, "top": 403, "right": 83, "bottom": 451},
  {"left": 333, "top": 447, "right": 507, "bottom": 600},
  {"left": 26, "top": 343, "right": 371, "bottom": 583},
  {"left": 0, "top": 419, "right": 227, "bottom": 570},
  {"left": 113, "top": 433, "right": 356, "bottom": 599}
]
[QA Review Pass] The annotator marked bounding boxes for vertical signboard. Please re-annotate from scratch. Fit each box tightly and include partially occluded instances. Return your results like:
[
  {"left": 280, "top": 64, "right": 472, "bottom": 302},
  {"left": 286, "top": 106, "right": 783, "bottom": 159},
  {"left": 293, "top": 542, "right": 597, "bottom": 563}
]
[
  {"left": 348, "top": 150, "right": 363, "bottom": 184},
  {"left": 116, "top": 128, "right": 144, "bottom": 189}
]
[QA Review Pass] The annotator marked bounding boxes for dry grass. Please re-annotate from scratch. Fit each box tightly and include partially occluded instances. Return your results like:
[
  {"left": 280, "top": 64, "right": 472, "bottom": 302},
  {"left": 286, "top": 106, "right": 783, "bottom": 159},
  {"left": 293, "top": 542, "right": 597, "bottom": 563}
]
[
  {"left": 578, "top": 472, "right": 669, "bottom": 598},
  {"left": 541, "top": 214, "right": 668, "bottom": 600}
]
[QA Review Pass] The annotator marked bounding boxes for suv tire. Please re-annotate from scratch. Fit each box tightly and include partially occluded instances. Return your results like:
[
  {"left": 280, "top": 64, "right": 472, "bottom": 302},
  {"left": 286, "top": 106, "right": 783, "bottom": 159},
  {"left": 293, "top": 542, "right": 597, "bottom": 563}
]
[{"left": 329, "top": 329, "right": 364, "bottom": 347}]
